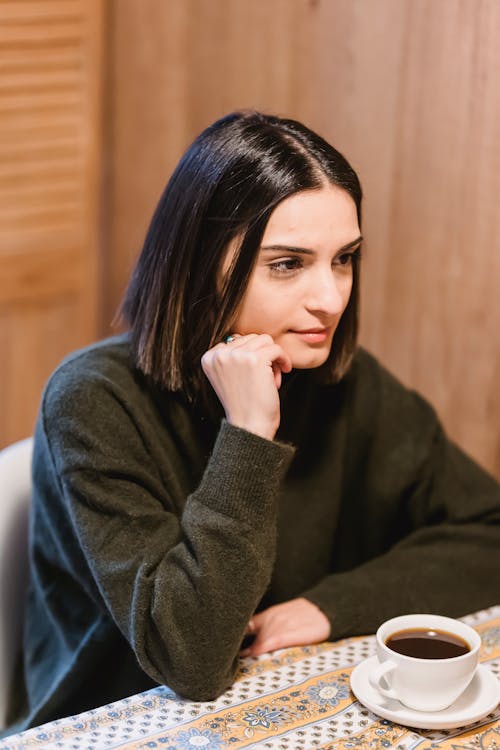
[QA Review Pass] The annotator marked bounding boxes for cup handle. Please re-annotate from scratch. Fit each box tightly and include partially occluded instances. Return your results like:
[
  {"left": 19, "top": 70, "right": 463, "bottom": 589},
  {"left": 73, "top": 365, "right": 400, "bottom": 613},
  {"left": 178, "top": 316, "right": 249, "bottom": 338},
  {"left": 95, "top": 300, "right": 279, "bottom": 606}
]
[{"left": 368, "top": 660, "right": 399, "bottom": 700}]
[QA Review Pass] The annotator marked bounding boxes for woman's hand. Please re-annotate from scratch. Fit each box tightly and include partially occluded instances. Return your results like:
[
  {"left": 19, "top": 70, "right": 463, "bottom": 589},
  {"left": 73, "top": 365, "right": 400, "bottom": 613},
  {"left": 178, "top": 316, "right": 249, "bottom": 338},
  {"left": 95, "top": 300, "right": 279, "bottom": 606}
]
[
  {"left": 239, "top": 598, "right": 331, "bottom": 657},
  {"left": 201, "top": 334, "right": 292, "bottom": 440}
]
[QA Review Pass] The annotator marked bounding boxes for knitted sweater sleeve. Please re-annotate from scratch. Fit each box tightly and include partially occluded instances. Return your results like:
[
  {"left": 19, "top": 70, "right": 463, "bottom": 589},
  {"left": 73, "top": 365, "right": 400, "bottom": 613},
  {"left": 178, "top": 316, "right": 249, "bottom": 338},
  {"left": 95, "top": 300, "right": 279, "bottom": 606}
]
[
  {"left": 302, "top": 352, "right": 500, "bottom": 637},
  {"left": 37, "top": 359, "right": 295, "bottom": 701}
]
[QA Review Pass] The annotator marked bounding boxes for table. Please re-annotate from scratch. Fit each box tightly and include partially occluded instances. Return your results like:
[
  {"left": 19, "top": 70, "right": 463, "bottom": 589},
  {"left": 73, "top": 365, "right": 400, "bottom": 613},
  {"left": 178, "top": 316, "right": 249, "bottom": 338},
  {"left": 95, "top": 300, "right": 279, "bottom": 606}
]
[{"left": 2, "top": 606, "right": 499, "bottom": 750}]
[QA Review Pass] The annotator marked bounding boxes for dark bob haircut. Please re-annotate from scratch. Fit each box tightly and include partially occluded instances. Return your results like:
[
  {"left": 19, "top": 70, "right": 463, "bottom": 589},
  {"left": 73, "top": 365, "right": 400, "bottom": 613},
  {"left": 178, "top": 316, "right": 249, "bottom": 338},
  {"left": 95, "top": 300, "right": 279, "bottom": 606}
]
[{"left": 119, "top": 110, "right": 363, "bottom": 405}]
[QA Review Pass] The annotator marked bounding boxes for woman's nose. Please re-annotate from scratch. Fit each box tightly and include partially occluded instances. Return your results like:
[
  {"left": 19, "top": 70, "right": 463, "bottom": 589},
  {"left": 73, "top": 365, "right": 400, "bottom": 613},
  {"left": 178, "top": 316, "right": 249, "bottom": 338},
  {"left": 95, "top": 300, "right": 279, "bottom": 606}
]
[{"left": 305, "top": 271, "right": 348, "bottom": 316}]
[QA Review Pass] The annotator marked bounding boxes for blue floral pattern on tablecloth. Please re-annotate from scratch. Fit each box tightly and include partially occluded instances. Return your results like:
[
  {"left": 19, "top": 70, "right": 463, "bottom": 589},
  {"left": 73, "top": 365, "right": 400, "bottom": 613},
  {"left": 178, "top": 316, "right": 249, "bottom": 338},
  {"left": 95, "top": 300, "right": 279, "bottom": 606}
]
[
  {"left": 241, "top": 704, "right": 290, "bottom": 729},
  {"left": 306, "top": 679, "right": 351, "bottom": 706},
  {"left": 172, "top": 727, "right": 224, "bottom": 749}
]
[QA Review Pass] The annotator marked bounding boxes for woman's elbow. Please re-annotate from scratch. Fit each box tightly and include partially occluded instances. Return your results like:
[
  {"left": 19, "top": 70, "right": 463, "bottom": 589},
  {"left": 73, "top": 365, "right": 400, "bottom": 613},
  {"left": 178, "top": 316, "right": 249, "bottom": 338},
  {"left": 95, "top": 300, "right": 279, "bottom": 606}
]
[
  {"left": 168, "top": 675, "right": 232, "bottom": 702},
  {"left": 158, "top": 660, "right": 236, "bottom": 702},
  {"left": 140, "top": 642, "right": 238, "bottom": 702}
]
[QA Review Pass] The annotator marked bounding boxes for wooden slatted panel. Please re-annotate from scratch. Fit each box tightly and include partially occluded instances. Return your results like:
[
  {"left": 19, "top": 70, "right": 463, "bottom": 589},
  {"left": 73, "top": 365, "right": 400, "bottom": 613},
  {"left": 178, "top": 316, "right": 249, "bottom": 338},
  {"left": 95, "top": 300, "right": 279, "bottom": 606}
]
[
  {"left": 0, "top": 0, "right": 103, "bottom": 447},
  {"left": 0, "top": 2, "right": 85, "bottom": 236}
]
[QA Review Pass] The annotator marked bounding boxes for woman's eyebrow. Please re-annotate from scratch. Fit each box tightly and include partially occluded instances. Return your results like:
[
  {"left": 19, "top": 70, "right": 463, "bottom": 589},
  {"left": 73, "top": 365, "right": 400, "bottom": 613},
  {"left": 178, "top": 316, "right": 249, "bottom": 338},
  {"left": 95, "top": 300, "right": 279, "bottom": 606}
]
[{"left": 261, "top": 235, "right": 363, "bottom": 255}]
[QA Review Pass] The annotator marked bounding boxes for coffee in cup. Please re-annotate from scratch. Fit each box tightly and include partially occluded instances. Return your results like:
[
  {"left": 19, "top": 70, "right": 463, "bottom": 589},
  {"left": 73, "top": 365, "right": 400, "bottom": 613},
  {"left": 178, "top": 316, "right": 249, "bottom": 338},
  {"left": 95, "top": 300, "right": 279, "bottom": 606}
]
[
  {"left": 385, "top": 627, "right": 470, "bottom": 659},
  {"left": 369, "top": 614, "right": 481, "bottom": 712}
]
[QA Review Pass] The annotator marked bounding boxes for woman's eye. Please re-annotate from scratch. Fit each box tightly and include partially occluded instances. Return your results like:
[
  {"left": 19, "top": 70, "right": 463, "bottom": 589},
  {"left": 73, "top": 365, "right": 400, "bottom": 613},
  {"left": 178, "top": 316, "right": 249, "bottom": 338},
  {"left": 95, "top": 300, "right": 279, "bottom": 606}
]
[
  {"left": 335, "top": 248, "right": 361, "bottom": 267},
  {"left": 268, "top": 258, "right": 303, "bottom": 274},
  {"left": 337, "top": 254, "right": 352, "bottom": 266}
]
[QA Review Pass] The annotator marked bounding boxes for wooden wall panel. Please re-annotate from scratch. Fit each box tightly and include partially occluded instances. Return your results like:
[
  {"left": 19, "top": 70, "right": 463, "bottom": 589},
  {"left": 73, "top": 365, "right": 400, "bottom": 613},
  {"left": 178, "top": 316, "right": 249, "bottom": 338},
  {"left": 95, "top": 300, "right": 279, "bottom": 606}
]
[
  {"left": 103, "top": 0, "right": 302, "bottom": 332},
  {"left": 294, "top": 0, "right": 500, "bottom": 476},
  {"left": 0, "top": 297, "right": 85, "bottom": 441},
  {"left": 104, "top": 0, "right": 500, "bottom": 477},
  {"left": 103, "top": 0, "right": 191, "bottom": 331},
  {"left": 5, "top": 2, "right": 496, "bottom": 472},
  {"left": 0, "top": 0, "right": 103, "bottom": 448}
]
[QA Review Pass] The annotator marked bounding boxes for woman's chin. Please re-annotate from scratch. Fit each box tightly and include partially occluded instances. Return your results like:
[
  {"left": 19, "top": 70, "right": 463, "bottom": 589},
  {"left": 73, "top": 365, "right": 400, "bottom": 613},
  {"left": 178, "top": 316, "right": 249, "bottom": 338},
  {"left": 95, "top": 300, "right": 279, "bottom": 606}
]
[
  {"left": 273, "top": 334, "right": 333, "bottom": 370},
  {"left": 289, "top": 350, "right": 331, "bottom": 370}
]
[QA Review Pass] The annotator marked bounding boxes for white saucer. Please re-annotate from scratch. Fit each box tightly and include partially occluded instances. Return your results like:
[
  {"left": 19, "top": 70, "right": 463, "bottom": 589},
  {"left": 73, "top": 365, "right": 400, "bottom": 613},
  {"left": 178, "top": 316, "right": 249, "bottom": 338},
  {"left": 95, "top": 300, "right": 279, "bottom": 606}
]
[{"left": 350, "top": 656, "right": 500, "bottom": 730}]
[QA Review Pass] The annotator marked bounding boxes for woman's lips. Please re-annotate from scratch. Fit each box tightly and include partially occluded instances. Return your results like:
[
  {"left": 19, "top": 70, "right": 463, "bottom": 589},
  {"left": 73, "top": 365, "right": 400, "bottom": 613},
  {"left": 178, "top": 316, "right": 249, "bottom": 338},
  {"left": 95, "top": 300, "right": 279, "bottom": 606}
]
[{"left": 289, "top": 328, "right": 331, "bottom": 343}]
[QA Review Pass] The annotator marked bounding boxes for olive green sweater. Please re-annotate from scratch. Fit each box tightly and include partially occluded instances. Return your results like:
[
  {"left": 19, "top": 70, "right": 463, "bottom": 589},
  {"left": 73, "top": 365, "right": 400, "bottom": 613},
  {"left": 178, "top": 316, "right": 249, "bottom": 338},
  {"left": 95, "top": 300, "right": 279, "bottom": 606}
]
[{"left": 7, "top": 334, "right": 500, "bottom": 734}]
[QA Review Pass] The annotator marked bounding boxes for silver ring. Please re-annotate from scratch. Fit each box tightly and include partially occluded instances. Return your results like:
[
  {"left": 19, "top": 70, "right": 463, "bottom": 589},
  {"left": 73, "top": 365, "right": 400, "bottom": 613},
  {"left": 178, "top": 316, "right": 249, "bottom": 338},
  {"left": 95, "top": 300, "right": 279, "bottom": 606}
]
[{"left": 224, "top": 334, "right": 235, "bottom": 344}]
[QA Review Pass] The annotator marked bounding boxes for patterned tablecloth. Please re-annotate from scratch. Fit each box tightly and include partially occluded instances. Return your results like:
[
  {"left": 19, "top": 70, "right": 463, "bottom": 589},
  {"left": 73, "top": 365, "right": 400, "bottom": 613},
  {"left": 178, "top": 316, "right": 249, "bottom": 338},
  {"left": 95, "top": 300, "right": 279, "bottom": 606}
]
[{"left": 2, "top": 607, "right": 500, "bottom": 750}]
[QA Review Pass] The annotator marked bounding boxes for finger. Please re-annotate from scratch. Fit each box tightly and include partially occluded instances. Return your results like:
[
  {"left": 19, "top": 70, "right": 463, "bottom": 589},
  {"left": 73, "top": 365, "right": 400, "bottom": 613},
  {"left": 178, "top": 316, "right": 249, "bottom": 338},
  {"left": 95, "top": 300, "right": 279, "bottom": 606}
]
[
  {"left": 248, "top": 622, "right": 316, "bottom": 655},
  {"left": 245, "top": 618, "right": 257, "bottom": 635},
  {"left": 220, "top": 339, "right": 292, "bottom": 374},
  {"left": 241, "top": 621, "right": 271, "bottom": 656},
  {"left": 272, "top": 362, "right": 282, "bottom": 389},
  {"left": 211, "top": 338, "right": 292, "bottom": 384},
  {"left": 244, "top": 632, "right": 281, "bottom": 657},
  {"left": 221, "top": 333, "right": 259, "bottom": 349},
  {"left": 222, "top": 333, "right": 280, "bottom": 354},
  {"left": 223, "top": 333, "right": 271, "bottom": 351},
  {"left": 207, "top": 334, "right": 257, "bottom": 358},
  {"left": 223, "top": 333, "right": 242, "bottom": 344},
  {"left": 222, "top": 334, "right": 293, "bottom": 373},
  {"left": 228, "top": 337, "right": 291, "bottom": 370},
  {"left": 240, "top": 618, "right": 258, "bottom": 657},
  {"left": 262, "top": 344, "right": 293, "bottom": 375}
]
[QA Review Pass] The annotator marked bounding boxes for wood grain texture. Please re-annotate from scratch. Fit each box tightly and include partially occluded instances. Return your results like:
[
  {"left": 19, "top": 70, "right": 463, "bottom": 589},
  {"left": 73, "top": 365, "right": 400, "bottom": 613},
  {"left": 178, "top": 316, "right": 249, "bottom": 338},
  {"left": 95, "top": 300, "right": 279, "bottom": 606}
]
[
  {"left": 0, "top": 0, "right": 103, "bottom": 447},
  {"left": 103, "top": 0, "right": 302, "bottom": 332},
  {"left": 294, "top": 0, "right": 500, "bottom": 475},
  {"left": 3, "top": 0, "right": 493, "bottom": 474},
  {"left": 0, "top": 297, "right": 85, "bottom": 442},
  {"left": 105, "top": 0, "right": 499, "bottom": 476}
]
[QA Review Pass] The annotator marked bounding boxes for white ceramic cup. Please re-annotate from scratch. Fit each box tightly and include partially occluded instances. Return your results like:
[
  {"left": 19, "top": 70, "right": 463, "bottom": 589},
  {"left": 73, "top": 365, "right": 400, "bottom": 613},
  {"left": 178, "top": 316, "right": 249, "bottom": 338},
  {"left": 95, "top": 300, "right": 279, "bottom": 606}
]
[{"left": 369, "top": 614, "right": 481, "bottom": 712}]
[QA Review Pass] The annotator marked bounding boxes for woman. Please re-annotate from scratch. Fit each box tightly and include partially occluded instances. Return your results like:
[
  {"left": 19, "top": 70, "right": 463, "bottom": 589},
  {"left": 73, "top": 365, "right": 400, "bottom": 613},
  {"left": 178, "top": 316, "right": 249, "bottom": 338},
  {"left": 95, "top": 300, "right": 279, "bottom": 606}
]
[{"left": 9, "top": 111, "right": 500, "bottom": 733}]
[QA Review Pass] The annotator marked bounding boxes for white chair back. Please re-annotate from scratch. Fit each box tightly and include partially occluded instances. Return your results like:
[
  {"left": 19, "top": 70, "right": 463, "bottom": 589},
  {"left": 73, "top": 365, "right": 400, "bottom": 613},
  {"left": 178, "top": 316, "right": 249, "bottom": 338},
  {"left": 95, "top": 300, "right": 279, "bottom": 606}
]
[{"left": 0, "top": 437, "right": 33, "bottom": 729}]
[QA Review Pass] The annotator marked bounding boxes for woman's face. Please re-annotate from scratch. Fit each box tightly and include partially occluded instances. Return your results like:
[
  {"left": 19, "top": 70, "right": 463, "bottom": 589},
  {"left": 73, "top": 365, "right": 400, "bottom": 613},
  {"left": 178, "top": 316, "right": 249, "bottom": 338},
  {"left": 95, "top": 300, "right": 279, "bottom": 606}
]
[{"left": 228, "top": 184, "right": 361, "bottom": 369}]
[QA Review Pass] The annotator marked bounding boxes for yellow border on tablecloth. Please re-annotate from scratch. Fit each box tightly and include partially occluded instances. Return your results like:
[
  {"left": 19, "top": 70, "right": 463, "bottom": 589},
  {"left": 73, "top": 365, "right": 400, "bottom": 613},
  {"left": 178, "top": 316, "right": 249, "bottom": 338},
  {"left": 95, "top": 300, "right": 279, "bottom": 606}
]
[
  {"left": 415, "top": 722, "right": 500, "bottom": 750},
  {"left": 2, "top": 618, "right": 499, "bottom": 750},
  {"left": 123, "top": 667, "right": 354, "bottom": 749}
]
